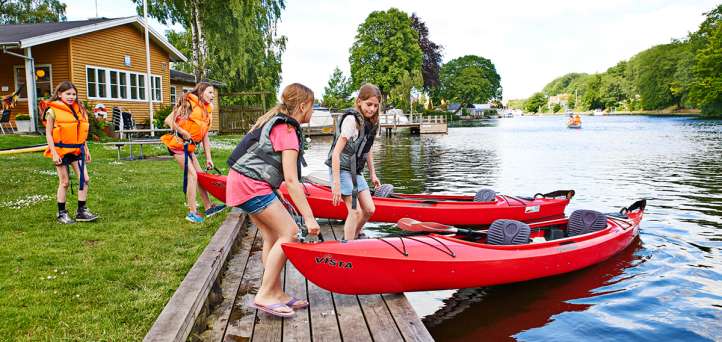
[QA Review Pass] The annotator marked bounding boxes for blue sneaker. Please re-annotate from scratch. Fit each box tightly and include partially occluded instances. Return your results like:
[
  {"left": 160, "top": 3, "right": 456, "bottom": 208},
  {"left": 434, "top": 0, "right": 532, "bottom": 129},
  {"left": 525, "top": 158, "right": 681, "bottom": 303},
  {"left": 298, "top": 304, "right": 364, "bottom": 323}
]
[
  {"left": 185, "top": 212, "right": 204, "bottom": 223},
  {"left": 204, "top": 204, "right": 227, "bottom": 218}
]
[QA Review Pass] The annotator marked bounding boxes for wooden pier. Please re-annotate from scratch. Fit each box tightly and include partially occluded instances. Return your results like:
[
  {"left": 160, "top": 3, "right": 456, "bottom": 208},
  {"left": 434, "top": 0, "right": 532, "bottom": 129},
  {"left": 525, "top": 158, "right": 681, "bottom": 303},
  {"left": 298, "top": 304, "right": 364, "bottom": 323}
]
[
  {"left": 303, "top": 112, "right": 448, "bottom": 136},
  {"left": 145, "top": 212, "right": 433, "bottom": 342}
]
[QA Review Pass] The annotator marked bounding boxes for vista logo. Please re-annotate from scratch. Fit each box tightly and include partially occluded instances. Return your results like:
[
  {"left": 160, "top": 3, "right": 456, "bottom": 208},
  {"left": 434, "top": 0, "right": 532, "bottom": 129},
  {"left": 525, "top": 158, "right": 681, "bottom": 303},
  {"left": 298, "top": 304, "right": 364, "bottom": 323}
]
[{"left": 315, "top": 254, "right": 353, "bottom": 269}]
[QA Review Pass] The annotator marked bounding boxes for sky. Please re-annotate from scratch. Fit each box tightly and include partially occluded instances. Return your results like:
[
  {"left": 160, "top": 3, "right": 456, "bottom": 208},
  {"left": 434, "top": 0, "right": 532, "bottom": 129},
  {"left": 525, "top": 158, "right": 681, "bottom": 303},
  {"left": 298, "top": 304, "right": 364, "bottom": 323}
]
[{"left": 64, "top": 0, "right": 719, "bottom": 100}]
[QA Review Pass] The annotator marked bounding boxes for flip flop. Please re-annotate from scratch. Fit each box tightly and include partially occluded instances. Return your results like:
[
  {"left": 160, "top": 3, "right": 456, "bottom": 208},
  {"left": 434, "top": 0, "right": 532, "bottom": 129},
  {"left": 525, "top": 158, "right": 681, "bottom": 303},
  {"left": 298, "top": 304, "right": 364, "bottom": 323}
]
[
  {"left": 286, "top": 296, "right": 309, "bottom": 310},
  {"left": 249, "top": 302, "right": 295, "bottom": 318}
]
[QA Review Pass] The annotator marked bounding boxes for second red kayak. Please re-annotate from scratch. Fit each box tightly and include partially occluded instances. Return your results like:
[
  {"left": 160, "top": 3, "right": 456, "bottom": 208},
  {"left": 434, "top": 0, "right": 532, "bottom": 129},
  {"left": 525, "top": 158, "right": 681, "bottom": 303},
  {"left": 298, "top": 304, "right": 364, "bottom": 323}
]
[{"left": 197, "top": 172, "right": 574, "bottom": 226}]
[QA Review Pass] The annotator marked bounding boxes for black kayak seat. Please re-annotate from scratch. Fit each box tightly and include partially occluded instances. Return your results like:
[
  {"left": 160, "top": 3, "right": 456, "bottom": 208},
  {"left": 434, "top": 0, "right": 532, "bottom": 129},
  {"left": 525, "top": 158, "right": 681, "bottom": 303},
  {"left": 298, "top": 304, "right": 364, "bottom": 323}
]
[
  {"left": 474, "top": 188, "right": 496, "bottom": 202},
  {"left": 488, "top": 219, "right": 531, "bottom": 245},
  {"left": 568, "top": 209, "right": 607, "bottom": 236}
]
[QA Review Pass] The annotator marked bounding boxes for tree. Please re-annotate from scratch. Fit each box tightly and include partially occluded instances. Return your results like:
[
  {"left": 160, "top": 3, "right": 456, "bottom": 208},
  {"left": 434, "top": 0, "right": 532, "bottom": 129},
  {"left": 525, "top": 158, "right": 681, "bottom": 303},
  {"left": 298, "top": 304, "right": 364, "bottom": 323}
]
[
  {"left": 438, "top": 55, "right": 501, "bottom": 112},
  {"left": 322, "top": 67, "right": 353, "bottom": 111},
  {"left": 688, "top": 4, "right": 722, "bottom": 115},
  {"left": 542, "top": 73, "right": 586, "bottom": 96},
  {"left": 629, "top": 42, "right": 686, "bottom": 110},
  {"left": 388, "top": 69, "right": 423, "bottom": 112},
  {"left": 166, "top": 29, "right": 193, "bottom": 74},
  {"left": 524, "top": 92, "right": 546, "bottom": 113},
  {"left": 349, "top": 8, "right": 423, "bottom": 97},
  {"left": 410, "top": 13, "right": 442, "bottom": 91},
  {"left": 0, "top": 0, "right": 66, "bottom": 24}
]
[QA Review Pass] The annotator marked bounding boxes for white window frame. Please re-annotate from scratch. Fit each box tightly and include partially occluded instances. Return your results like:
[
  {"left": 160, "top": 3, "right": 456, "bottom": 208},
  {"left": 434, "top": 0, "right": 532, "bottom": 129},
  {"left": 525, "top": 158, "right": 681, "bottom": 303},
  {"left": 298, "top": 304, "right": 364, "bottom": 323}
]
[
  {"left": 85, "top": 65, "right": 162, "bottom": 103},
  {"left": 170, "top": 85, "right": 177, "bottom": 105},
  {"left": 14, "top": 64, "right": 53, "bottom": 100}
]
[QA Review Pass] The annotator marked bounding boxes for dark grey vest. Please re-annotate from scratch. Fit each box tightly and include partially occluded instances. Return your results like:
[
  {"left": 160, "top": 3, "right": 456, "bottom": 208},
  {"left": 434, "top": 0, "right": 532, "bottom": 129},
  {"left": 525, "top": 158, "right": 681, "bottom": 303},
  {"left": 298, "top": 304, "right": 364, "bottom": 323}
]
[{"left": 324, "top": 109, "right": 378, "bottom": 175}]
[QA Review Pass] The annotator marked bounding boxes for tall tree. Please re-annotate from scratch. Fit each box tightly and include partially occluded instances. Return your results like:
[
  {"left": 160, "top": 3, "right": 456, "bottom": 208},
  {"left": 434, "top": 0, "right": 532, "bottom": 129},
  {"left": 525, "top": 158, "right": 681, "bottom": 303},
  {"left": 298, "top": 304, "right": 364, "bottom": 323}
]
[
  {"left": 438, "top": 55, "right": 501, "bottom": 112},
  {"left": 410, "top": 13, "right": 442, "bottom": 91},
  {"left": 689, "top": 4, "right": 722, "bottom": 115},
  {"left": 0, "top": 0, "right": 66, "bottom": 24},
  {"left": 524, "top": 92, "right": 546, "bottom": 113},
  {"left": 388, "top": 69, "right": 423, "bottom": 112},
  {"left": 349, "top": 8, "right": 423, "bottom": 97},
  {"left": 165, "top": 29, "right": 193, "bottom": 74},
  {"left": 322, "top": 67, "right": 353, "bottom": 111}
]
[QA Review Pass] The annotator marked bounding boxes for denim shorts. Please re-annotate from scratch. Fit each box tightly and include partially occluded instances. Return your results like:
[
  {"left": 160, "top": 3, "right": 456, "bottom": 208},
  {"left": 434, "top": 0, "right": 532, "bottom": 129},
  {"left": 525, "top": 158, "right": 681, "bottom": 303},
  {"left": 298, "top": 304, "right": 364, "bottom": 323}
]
[
  {"left": 238, "top": 192, "right": 277, "bottom": 215},
  {"left": 329, "top": 169, "right": 369, "bottom": 196}
]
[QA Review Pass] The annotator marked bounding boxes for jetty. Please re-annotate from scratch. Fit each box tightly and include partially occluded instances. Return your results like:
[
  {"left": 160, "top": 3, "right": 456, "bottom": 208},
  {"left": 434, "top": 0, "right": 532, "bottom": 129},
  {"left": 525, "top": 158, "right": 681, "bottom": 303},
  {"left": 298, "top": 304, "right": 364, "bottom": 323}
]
[
  {"left": 144, "top": 211, "right": 434, "bottom": 342},
  {"left": 303, "top": 112, "right": 448, "bottom": 136}
]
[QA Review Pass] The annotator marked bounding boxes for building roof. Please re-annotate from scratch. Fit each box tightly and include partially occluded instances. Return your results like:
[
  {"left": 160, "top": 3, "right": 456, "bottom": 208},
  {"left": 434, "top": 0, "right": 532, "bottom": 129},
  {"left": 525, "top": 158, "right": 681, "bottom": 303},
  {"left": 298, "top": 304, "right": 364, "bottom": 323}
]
[
  {"left": 170, "top": 69, "right": 225, "bottom": 87},
  {"left": 0, "top": 16, "right": 187, "bottom": 62}
]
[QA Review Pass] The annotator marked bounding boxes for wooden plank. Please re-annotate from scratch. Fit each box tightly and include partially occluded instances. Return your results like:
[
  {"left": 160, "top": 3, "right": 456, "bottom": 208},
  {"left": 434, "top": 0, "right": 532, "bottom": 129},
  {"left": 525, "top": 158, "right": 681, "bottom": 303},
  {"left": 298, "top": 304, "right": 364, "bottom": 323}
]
[
  {"left": 305, "top": 223, "right": 343, "bottom": 342},
  {"left": 223, "top": 225, "right": 264, "bottom": 341},
  {"left": 202, "top": 222, "right": 257, "bottom": 341},
  {"left": 382, "top": 294, "right": 434, "bottom": 342},
  {"left": 282, "top": 263, "right": 311, "bottom": 341},
  {"left": 251, "top": 255, "right": 284, "bottom": 340},
  {"left": 144, "top": 212, "right": 243, "bottom": 342},
  {"left": 357, "top": 295, "right": 404, "bottom": 342},
  {"left": 326, "top": 222, "right": 373, "bottom": 342}
]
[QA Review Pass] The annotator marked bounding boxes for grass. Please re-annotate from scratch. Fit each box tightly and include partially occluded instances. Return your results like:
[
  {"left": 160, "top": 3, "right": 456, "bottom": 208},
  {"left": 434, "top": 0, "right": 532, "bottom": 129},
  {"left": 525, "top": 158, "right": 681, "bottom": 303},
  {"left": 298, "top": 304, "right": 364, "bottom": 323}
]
[
  {"left": 0, "top": 134, "right": 243, "bottom": 340},
  {"left": 0, "top": 134, "right": 47, "bottom": 150}
]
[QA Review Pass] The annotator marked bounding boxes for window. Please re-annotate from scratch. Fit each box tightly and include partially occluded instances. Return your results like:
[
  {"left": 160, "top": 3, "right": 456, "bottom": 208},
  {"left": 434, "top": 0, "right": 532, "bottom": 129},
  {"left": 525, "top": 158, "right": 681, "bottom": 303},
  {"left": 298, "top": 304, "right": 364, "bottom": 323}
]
[
  {"left": 14, "top": 65, "right": 53, "bottom": 99},
  {"left": 119, "top": 72, "right": 127, "bottom": 99},
  {"left": 109, "top": 71, "right": 119, "bottom": 99},
  {"left": 170, "top": 86, "right": 177, "bottom": 105},
  {"left": 151, "top": 75, "right": 162, "bottom": 102},
  {"left": 85, "top": 66, "right": 160, "bottom": 102}
]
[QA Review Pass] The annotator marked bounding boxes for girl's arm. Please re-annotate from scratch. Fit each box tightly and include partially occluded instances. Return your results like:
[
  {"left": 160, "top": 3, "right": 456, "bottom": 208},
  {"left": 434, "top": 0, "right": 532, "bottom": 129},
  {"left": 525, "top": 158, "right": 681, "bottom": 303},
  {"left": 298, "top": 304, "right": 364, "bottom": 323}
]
[
  {"left": 45, "top": 116, "right": 61, "bottom": 165},
  {"left": 331, "top": 137, "right": 348, "bottom": 206},
  {"left": 85, "top": 141, "right": 92, "bottom": 163},
  {"left": 282, "top": 149, "right": 320, "bottom": 235},
  {"left": 366, "top": 151, "right": 380, "bottom": 188},
  {"left": 202, "top": 133, "right": 213, "bottom": 168}
]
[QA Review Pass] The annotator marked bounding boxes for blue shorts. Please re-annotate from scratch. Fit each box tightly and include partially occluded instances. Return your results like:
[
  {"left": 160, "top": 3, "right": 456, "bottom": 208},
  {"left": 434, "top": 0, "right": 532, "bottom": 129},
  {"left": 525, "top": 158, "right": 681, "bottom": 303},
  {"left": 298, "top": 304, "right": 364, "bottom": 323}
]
[
  {"left": 238, "top": 192, "right": 277, "bottom": 215},
  {"left": 329, "top": 169, "right": 369, "bottom": 196}
]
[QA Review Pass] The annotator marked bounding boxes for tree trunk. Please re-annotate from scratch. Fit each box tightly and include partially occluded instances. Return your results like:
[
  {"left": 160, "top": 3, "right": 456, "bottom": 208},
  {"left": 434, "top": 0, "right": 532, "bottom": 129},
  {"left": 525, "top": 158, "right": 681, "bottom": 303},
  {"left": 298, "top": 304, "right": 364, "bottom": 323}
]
[{"left": 189, "top": 0, "right": 207, "bottom": 81}]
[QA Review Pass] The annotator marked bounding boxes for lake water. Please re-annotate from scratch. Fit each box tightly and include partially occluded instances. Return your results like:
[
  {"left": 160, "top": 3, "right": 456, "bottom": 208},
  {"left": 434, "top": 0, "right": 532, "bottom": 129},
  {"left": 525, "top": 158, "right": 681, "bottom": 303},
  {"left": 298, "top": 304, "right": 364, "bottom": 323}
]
[{"left": 301, "top": 115, "right": 722, "bottom": 341}]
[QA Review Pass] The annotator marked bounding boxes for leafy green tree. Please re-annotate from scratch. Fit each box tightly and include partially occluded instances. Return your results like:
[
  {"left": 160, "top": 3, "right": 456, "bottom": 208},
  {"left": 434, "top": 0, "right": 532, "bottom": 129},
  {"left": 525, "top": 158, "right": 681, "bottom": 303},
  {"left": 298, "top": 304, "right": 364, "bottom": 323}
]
[
  {"left": 388, "top": 69, "right": 423, "bottom": 112},
  {"left": 629, "top": 42, "right": 687, "bottom": 109},
  {"left": 0, "top": 0, "right": 66, "bottom": 24},
  {"left": 410, "top": 13, "right": 442, "bottom": 91},
  {"left": 524, "top": 92, "right": 546, "bottom": 113},
  {"left": 542, "top": 73, "right": 586, "bottom": 96},
  {"left": 552, "top": 103, "right": 562, "bottom": 113},
  {"left": 166, "top": 29, "right": 193, "bottom": 73},
  {"left": 349, "top": 8, "right": 423, "bottom": 97},
  {"left": 689, "top": 5, "right": 722, "bottom": 115},
  {"left": 322, "top": 67, "right": 353, "bottom": 111},
  {"left": 438, "top": 55, "right": 501, "bottom": 112}
]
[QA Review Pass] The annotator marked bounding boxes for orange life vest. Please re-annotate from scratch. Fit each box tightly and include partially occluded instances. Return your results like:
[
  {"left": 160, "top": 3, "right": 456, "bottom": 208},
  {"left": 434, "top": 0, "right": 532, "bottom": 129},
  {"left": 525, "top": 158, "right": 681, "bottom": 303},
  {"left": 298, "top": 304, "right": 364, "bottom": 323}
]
[
  {"left": 161, "top": 93, "right": 211, "bottom": 152},
  {"left": 43, "top": 100, "right": 89, "bottom": 158}
]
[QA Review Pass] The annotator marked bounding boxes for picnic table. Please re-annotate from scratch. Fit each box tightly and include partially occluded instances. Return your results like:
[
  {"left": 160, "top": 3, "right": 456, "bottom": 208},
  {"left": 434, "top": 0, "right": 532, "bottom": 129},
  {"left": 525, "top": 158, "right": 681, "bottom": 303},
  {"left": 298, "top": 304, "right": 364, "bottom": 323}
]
[{"left": 105, "top": 128, "right": 172, "bottom": 160}]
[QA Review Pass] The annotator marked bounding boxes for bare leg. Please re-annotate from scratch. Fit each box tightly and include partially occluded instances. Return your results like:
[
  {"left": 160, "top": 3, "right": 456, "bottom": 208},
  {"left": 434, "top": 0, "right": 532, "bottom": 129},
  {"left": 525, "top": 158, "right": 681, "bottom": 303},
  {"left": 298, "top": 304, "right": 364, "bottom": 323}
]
[
  {"left": 251, "top": 200, "right": 299, "bottom": 312},
  {"left": 190, "top": 155, "right": 213, "bottom": 210},
  {"left": 69, "top": 161, "right": 90, "bottom": 201},
  {"left": 249, "top": 214, "right": 277, "bottom": 266},
  {"left": 173, "top": 154, "right": 198, "bottom": 213},
  {"left": 55, "top": 165, "right": 70, "bottom": 204},
  {"left": 341, "top": 195, "right": 364, "bottom": 240},
  {"left": 354, "top": 189, "right": 375, "bottom": 237}
]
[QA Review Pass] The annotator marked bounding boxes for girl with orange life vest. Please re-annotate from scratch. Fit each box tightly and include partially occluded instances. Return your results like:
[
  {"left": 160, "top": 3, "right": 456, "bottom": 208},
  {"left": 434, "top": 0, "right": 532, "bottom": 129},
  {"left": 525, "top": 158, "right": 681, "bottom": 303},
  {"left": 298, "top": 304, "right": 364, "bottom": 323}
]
[
  {"left": 161, "top": 82, "right": 225, "bottom": 223},
  {"left": 43, "top": 81, "right": 97, "bottom": 224},
  {"left": 226, "top": 83, "right": 320, "bottom": 317}
]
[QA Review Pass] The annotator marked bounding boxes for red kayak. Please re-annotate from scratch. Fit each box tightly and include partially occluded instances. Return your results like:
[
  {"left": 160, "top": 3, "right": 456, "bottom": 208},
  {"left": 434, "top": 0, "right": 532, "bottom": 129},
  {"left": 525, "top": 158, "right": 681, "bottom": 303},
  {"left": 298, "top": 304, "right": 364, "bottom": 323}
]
[
  {"left": 197, "top": 172, "right": 574, "bottom": 226},
  {"left": 281, "top": 200, "right": 646, "bottom": 294}
]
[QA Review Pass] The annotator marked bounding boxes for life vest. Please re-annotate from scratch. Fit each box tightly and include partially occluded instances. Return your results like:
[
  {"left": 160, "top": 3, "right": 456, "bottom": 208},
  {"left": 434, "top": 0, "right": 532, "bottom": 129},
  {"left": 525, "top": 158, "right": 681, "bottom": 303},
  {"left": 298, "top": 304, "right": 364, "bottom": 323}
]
[
  {"left": 227, "top": 114, "right": 307, "bottom": 189},
  {"left": 160, "top": 92, "right": 211, "bottom": 153},
  {"left": 324, "top": 109, "right": 378, "bottom": 174},
  {"left": 43, "top": 100, "right": 89, "bottom": 158}
]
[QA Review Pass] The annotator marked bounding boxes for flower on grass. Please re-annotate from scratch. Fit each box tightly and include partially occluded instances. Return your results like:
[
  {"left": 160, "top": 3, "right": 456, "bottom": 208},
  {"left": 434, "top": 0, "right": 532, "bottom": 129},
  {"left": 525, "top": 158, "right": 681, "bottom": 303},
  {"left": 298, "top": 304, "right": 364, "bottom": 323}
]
[{"left": 1, "top": 194, "right": 51, "bottom": 209}]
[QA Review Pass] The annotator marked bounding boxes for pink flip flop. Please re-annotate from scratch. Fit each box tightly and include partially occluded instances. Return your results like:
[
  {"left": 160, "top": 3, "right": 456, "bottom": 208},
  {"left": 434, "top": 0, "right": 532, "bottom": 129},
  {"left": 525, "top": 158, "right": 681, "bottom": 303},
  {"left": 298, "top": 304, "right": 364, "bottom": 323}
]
[
  {"left": 249, "top": 302, "right": 295, "bottom": 318},
  {"left": 286, "top": 297, "right": 309, "bottom": 310}
]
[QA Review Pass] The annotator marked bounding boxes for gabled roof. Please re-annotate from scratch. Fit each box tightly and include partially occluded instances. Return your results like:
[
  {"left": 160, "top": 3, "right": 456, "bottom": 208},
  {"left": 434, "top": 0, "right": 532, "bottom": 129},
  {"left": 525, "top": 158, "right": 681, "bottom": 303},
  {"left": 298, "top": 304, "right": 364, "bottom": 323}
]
[
  {"left": 170, "top": 69, "right": 225, "bottom": 87},
  {"left": 0, "top": 16, "right": 187, "bottom": 62}
]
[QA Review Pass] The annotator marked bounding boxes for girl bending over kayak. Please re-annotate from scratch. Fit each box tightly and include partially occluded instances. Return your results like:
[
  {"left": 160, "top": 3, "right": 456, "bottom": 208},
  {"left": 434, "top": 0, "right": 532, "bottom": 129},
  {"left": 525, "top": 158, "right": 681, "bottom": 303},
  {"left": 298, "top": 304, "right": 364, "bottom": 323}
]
[
  {"left": 161, "top": 82, "right": 226, "bottom": 223},
  {"left": 43, "top": 81, "right": 97, "bottom": 224},
  {"left": 226, "top": 83, "right": 320, "bottom": 317},
  {"left": 327, "top": 83, "right": 382, "bottom": 240}
]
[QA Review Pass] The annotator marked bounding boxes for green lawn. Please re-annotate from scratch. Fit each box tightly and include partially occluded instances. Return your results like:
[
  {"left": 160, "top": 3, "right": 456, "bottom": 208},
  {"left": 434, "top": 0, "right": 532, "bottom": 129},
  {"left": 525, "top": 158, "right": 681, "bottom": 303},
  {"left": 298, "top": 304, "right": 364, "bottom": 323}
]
[
  {"left": 0, "top": 134, "right": 243, "bottom": 340},
  {"left": 0, "top": 134, "right": 47, "bottom": 150}
]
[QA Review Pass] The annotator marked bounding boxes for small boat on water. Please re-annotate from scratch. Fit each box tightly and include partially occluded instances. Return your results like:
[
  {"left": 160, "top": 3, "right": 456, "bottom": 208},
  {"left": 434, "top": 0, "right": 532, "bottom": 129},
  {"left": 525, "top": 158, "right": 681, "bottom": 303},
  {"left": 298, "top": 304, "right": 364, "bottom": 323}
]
[
  {"left": 197, "top": 171, "right": 574, "bottom": 226},
  {"left": 282, "top": 200, "right": 646, "bottom": 294}
]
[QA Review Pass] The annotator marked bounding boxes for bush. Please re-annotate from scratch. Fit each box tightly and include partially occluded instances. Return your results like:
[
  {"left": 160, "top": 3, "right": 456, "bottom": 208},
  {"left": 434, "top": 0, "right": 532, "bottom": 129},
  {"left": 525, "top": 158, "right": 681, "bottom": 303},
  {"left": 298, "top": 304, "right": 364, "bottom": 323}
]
[
  {"left": 154, "top": 105, "right": 173, "bottom": 129},
  {"left": 14, "top": 114, "right": 30, "bottom": 120}
]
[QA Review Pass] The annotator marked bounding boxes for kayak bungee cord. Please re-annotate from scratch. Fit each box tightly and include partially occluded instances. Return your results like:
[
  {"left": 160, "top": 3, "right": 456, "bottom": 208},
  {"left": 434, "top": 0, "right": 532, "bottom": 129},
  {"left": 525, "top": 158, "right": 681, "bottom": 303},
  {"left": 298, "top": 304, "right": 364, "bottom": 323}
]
[{"left": 377, "top": 235, "right": 457, "bottom": 258}]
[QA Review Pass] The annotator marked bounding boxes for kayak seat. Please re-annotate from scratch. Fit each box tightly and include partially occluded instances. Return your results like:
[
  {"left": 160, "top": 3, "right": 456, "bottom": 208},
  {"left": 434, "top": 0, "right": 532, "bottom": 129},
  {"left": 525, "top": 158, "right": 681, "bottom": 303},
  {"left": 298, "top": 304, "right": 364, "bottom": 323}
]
[
  {"left": 474, "top": 188, "right": 496, "bottom": 202},
  {"left": 375, "top": 183, "right": 395, "bottom": 198},
  {"left": 568, "top": 210, "right": 607, "bottom": 236},
  {"left": 487, "top": 219, "right": 530, "bottom": 245}
]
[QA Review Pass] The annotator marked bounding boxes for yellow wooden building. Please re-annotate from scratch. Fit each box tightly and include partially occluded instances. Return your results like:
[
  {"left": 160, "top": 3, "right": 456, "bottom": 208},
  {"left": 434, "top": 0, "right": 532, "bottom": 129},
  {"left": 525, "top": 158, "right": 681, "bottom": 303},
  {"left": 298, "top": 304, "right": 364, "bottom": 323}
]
[{"left": 0, "top": 16, "right": 221, "bottom": 132}]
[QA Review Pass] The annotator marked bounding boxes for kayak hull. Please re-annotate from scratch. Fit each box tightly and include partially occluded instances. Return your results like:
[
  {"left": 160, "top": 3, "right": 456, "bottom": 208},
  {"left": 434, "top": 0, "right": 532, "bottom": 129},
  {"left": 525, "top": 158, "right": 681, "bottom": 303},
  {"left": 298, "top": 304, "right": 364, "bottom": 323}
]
[{"left": 282, "top": 209, "right": 644, "bottom": 294}]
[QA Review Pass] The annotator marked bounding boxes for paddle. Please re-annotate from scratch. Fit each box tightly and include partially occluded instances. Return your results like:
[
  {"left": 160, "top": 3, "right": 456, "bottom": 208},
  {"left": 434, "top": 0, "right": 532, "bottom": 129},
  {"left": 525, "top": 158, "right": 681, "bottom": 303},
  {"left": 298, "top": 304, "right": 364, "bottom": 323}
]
[{"left": 397, "top": 218, "right": 485, "bottom": 236}]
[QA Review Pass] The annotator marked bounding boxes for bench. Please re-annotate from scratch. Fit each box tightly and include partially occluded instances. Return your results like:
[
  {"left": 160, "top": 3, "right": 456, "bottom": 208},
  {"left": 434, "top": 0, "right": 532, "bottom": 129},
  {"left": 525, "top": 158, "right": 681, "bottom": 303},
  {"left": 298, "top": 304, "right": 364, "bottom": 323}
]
[{"left": 104, "top": 139, "right": 163, "bottom": 160}]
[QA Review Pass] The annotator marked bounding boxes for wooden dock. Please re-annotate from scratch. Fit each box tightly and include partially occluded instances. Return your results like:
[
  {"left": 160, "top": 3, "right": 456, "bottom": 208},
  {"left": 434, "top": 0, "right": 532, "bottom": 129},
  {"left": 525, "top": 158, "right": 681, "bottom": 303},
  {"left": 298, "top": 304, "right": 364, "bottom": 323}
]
[
  {"left": 145, "top": 212, "right": 433, "bottom": 342},
  {"left": 302, "top": 112, "right": 448, "bottom": 136}
]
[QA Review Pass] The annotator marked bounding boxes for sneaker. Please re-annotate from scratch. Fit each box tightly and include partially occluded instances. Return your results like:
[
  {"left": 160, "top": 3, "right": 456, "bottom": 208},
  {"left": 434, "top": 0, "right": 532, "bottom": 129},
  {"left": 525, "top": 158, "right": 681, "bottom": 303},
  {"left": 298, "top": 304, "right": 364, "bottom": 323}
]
[
  {"left": 186, "top": 212, "right": 204, "bottom": 223},
  {"left": 204, "top": 204, "right": 227, "bottom": 218},
  {"left": 75, "top": 207, "right": 99, "bottom": 222},
  {"left": 57, "top": 210, "right": 76, "bottom": 224}
]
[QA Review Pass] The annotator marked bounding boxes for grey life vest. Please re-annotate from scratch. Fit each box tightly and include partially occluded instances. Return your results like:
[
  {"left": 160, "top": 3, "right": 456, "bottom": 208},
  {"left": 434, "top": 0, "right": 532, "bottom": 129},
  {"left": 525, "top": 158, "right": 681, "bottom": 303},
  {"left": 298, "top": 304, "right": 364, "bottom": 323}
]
[
  {"left": 227, "top": 114, "right": 306, "bottom": 189},
  {"left": 325, "top": 109, "right": 378, "bottom": 174}
]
